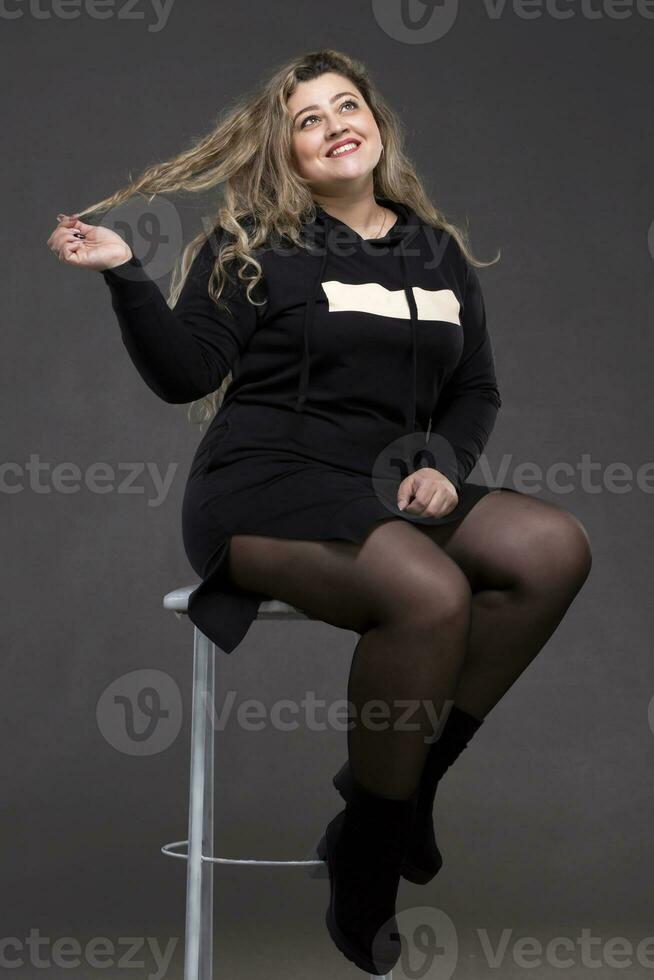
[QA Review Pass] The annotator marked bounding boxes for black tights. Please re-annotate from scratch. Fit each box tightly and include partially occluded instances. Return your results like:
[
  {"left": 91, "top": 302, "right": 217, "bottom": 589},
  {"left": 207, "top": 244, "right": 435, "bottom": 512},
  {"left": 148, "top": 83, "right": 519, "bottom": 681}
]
[{"left": 226, "top": 490, "right": 592, "bottom": 800}]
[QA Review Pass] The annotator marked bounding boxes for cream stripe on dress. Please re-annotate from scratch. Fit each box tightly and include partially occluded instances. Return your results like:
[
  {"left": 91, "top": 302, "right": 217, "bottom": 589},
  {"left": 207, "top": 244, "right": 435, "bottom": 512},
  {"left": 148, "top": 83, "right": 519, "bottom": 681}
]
[{"left": 321, "top": 281, "right": 461, "bottom": 324}]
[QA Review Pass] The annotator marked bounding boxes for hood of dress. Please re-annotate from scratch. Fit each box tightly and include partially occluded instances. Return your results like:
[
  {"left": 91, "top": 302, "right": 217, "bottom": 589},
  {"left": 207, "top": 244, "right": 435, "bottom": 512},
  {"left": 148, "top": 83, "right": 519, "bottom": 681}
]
[{"left": 294, "top": 195, "right": 425, "bottom": 432}]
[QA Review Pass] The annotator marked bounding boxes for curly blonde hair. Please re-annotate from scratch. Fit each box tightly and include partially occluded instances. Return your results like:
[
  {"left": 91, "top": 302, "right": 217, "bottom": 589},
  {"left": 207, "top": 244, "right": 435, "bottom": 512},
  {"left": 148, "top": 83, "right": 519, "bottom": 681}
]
[{"left": 76, "top": 47, "right": 500, "bottom": 426}]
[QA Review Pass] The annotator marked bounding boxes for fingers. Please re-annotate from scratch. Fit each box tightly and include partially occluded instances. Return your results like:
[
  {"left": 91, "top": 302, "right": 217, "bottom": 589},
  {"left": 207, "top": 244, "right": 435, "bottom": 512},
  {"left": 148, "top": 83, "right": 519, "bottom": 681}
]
[
  {"left": 47, "top": 226, "right": 87, "bottom": 262},
  {"left": 58, "top": 238, "right": 85, "bottom": 262},
  {"left": 48, "top": 213, "right": 90, "bottom": 249},
  {"left": 422, "top": 487, "right": 457, "bottom": 519},
  {"left": 48, "top": 210, "right": 88, "bottom": 253},
  {"left": 422, "top": 487, "right": 451, "bottom": 518},
  {"left": 402, "top": 486, "right": 437, "bottom": 516},
  {"left": 397, "top": 473, "right": 414, "bottom": 511},
  {"left": 397, "top": 472, "right": 457, "bottom": 518},
  {"left": 57, "top": 212, "right": 94, "bottom": 233},
  {"left": 48, "top": 230, "right": 82, "bottom": 258},
  {"left": 47, "top": 221, "right": 75, "bottom": 247},
  {"left": 73, "top": 218, "right": 94, "bottom": 233}
]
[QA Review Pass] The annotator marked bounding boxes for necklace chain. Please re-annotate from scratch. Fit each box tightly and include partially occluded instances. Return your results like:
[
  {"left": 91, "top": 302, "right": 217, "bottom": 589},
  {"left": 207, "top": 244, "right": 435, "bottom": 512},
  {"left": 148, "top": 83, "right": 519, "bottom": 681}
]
[
  {"left": 316, "top": 201, "right": 391, "bottom": 239},
  {"left": 373, "top": 207, "right": 388, "bottom": 239}
]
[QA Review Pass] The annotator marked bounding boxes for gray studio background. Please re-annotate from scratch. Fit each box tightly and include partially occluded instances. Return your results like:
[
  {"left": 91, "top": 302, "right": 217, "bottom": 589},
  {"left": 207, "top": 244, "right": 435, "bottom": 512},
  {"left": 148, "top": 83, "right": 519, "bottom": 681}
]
[{"left": 3, "top": 2, "right": 653, "bottom": 978}]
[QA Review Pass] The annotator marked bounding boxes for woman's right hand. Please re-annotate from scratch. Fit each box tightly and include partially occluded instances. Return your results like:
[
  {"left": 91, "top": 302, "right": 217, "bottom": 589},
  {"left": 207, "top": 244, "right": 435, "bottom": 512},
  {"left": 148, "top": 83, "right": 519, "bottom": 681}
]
[{"left": 47, "top": 213, "right": 133, "bottom": 271}]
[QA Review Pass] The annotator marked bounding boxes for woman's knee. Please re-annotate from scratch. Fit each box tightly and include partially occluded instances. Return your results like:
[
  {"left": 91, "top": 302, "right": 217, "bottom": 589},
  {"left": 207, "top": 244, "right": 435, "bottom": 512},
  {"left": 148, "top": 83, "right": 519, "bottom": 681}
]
[
  {"left": 517, "top": 502, "right": 593, "bottom": 592},
  {"left": 386, "top": 554, "right": 473, "bottom": 635},
  {"left": 564, "top": 511, "right": 592, "bottom": 576},
  {"left": 226, "top": 520, "right": 474, "bottom": 638}
]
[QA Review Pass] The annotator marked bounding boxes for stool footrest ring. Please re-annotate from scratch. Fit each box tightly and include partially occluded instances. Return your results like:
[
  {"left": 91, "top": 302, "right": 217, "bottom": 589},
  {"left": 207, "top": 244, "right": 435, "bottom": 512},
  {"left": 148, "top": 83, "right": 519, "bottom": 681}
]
[{"left": 161, "top": 838, "right": 326, "bottom": 869}]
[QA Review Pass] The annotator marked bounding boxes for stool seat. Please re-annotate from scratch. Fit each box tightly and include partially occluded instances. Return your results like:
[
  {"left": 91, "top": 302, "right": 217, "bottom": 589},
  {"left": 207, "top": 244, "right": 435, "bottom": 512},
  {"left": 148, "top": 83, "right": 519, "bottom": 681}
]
[{"left": 162, "top": 584, "right": 311, "bottom": 620}]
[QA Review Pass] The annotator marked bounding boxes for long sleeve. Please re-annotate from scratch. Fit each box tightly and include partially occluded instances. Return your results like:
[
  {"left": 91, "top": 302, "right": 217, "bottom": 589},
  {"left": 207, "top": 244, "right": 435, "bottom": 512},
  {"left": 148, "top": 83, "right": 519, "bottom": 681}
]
[
  {"left": 428, "top": 262, "right": 502, "bottom": 493},
  {"left": 99, "top": 230, "right": 261, "bottom": 404}
]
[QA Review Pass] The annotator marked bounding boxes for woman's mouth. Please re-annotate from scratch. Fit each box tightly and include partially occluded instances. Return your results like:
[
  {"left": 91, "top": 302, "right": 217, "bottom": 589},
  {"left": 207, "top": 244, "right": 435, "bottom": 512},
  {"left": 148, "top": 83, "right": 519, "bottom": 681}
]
[{"left": 326, "top": 141, "right": 361, "bottom": 159}]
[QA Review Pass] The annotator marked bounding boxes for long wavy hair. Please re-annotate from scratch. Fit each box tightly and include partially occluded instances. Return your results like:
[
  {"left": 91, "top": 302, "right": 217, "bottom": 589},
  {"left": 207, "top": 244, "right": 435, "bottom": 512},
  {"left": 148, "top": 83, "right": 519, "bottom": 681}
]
[{"left": 76, "top": 47, "right": 500, "bottom": 428}]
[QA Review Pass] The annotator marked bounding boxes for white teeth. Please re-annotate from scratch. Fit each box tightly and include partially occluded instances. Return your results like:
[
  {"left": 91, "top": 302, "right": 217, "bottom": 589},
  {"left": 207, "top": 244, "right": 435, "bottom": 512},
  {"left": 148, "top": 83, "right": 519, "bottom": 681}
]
[{"left": 329, "top": 142, "right": 358, "bottom": 157}]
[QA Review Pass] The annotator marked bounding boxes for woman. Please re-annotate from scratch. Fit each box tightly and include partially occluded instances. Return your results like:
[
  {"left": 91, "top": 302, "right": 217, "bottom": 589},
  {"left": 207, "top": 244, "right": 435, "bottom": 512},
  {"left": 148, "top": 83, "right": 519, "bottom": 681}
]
[{"left": 47, "top": 48, "right": 592, "bottom": 977}]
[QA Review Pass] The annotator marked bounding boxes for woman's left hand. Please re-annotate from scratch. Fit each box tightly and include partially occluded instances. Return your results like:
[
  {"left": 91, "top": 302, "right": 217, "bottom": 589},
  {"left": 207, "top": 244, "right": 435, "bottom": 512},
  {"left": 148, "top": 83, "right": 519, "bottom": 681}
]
[{"left": 396, "top": 467, "right": 459, "bottom": 519}]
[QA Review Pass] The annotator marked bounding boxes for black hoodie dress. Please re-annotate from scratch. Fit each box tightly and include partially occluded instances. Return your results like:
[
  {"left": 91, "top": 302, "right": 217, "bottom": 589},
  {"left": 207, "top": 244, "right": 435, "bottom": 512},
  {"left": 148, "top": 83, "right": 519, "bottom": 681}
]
[{"left": 100, "top": 195, "right": 522, "bottom": 653}]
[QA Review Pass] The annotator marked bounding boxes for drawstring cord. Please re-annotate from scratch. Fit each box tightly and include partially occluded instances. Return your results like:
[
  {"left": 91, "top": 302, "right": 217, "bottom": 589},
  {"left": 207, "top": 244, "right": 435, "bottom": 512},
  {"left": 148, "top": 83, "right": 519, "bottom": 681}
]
[
  {"left": 294, "top": 246, "right": 329, "bottom": 413},
  {"left": 399, "top": 247, "right": 419, "bottom": 432}
]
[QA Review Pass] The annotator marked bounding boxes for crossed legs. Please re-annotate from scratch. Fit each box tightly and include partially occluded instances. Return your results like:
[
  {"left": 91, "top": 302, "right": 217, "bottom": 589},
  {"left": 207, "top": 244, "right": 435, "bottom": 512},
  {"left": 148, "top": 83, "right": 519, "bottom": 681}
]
[{"left": 226, "top": 490, "right": 592, "bottom": 800}]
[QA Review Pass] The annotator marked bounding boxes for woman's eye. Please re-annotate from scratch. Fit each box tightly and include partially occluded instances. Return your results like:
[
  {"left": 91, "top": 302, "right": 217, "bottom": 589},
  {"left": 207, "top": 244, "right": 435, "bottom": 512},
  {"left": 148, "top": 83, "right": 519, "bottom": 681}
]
[{"left": 300, "top": 100, "right": 358, "bottom": 129}]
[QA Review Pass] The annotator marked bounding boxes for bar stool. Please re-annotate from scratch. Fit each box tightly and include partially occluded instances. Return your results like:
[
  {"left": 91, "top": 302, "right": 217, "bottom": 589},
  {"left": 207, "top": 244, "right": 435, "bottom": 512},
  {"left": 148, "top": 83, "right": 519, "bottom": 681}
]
[{"left": 160, "top": 584, "right": 392, "bottom": 980}]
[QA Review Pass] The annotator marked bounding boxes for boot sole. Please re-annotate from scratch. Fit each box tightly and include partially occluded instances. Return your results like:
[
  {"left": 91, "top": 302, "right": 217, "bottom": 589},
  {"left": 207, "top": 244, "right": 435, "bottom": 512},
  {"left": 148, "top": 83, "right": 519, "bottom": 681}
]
[
  {"left": 317, "top": 827, "right": 401, "bottom": 977},
  {"left": 333, "top": 770, "right": 441, "bottom": 886}
]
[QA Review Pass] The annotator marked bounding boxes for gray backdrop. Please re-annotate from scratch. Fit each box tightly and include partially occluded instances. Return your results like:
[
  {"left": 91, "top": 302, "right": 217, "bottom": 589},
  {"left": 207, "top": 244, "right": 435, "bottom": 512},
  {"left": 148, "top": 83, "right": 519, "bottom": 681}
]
[{"left": 3, "top": 1, "right": 653, "bottom": 978}]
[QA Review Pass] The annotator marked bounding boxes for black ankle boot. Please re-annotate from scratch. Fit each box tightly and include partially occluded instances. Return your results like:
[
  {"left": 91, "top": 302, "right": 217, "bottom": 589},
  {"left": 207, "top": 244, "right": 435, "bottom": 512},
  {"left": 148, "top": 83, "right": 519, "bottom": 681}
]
[
  {"left": 333, "top": 705, "right": 484, "bottom": 885},
  {"left": 317, "top": 777, "right": 416, "bottom": 975},
  {"left": 332, "top": 759, "right": 440, "bottom": 886}
]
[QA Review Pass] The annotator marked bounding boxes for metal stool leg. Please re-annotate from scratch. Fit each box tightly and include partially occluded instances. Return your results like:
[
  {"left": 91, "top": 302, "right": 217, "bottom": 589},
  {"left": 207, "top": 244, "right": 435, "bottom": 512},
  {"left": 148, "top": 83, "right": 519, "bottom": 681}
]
[
  {"left": 184, "top": 626, "right": 215, "bottom": 980},
  {"left": 160, "top": 588, "right": 391, "bottom": 979},
  {"left": 200, "top": 633, "right": 215, "bottom": 979}
]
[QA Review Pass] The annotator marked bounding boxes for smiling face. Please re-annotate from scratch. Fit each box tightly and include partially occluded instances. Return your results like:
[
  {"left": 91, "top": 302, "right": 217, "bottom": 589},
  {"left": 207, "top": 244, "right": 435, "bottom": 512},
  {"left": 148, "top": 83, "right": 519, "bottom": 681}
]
[{"left": 287, "top": 72, "right": 383, "bottom": 196}]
